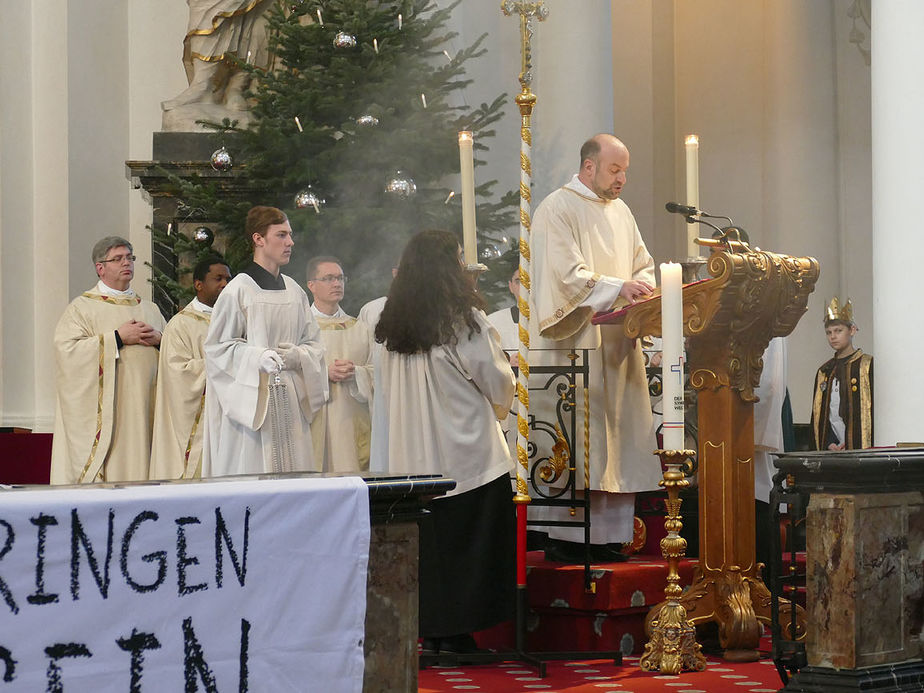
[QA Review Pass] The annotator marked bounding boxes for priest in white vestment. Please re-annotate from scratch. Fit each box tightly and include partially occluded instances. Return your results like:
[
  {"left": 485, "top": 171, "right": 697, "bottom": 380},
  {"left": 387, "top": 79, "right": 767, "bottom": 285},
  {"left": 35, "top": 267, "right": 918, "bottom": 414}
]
[
  {"left": 306, "top": 256, "right": 373, "bottom": 472},
  {"left": 51, "top": 236, "right": 165, "bottom": 484},
  {"left": 150, "top": 256, "right": 232, "bottom": 480},
  {"left": 202, "top": 206, "right": 327, "bottom": 477},
  {"left": 530, "top": 134, "right": 662, "bottom": 546}
]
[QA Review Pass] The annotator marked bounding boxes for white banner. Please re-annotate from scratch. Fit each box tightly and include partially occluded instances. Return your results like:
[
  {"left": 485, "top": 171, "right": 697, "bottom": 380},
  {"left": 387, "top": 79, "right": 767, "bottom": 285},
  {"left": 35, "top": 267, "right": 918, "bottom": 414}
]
[{"left": 0, "top": 476, "right": 370, "bottom": 692}]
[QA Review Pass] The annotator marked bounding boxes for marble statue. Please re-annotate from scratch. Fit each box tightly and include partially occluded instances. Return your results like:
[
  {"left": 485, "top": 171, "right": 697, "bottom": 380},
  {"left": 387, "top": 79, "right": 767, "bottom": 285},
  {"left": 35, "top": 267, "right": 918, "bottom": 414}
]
[{"left": 162, "top": 0, "right": 275, "bottom": 132}]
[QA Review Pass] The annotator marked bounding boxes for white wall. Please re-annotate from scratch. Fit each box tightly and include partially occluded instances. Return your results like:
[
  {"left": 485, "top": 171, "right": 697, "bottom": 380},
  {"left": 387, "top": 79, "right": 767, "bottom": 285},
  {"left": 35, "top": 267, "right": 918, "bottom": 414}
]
[
  {"left": 0, "top": 0, "right": 875, "bottom": 431},
  {"left": 0, "top": 0, "right": 187, "bottom": 431}
]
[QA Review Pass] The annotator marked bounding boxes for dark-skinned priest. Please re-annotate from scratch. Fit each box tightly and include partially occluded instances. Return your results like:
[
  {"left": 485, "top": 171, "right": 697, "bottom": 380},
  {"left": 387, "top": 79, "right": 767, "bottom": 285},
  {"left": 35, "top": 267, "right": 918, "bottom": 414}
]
[
  {"left": 202, "top": 206, "right": 328, "bottom": 476},
  {"left": 51, "top": 236, "right": 165, "bottom": 484},
  {"left": 149, "top": 254, "right": 231, "bottom": 480}
]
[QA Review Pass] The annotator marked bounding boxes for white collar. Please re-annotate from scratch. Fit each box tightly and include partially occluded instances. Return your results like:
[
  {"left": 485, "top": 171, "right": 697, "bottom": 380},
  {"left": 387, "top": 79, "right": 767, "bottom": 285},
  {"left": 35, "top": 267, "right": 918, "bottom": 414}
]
[
  {"left": 563, "top": 174, "right": 603, "bottom": 200},
  {"left": 189, "top": 297, "right": 212, "bottom": 314},
  {"left": 311, "top": 303, "right": 346, "bottom": 318},
  {"left": 96, "top": 280, "right": 135, "bottom": 297}
]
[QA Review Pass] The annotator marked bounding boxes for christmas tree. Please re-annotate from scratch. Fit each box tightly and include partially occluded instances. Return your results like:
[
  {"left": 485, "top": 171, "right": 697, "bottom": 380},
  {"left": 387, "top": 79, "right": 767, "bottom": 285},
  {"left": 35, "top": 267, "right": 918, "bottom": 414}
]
[{"left": 157, "top": 0, "right": 517, "bottom": 315}]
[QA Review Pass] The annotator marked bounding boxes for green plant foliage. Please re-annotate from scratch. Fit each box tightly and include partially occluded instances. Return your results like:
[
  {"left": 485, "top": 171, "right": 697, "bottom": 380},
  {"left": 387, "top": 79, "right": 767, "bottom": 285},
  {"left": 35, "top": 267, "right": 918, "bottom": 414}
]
[{"left": 156, "top": 0, "right": 517, "bottom": 315}]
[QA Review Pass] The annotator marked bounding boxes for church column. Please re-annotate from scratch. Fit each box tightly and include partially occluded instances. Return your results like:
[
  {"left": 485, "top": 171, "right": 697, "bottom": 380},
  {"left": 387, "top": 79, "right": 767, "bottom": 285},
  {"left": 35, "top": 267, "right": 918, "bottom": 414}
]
[
  {"left": 32, "top": 0, "right": 71, "bottom": 431},
  {"left": 870, "top": 1, "right": 924, "bottom": 445}
]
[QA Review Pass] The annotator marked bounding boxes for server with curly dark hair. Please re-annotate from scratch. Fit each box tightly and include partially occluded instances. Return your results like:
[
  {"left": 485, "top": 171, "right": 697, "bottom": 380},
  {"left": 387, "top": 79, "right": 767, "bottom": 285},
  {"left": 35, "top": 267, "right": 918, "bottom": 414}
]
[{"left": 370, "top": 229, "right": 516, "bottom": 655}]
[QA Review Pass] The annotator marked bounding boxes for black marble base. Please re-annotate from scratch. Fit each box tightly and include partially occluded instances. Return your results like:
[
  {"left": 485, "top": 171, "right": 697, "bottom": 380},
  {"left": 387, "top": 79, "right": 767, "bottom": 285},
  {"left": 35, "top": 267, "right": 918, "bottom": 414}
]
[{"left": 783, "top": 661, "right": 924, "bottom": 692}]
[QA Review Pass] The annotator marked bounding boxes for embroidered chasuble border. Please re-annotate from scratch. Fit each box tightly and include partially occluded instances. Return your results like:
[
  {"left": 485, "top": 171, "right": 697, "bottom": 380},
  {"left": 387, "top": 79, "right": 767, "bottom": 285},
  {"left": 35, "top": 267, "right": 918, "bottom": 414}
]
[
  {"left": 538, "top": 272, "right": 602, "bottom": 334},
  {"left": 79, "top": 334, "right": 106, "bottom": 483},
  {"left": 184, "top": 309, "right": 210, "bottom": 324},
  {"left": 81, "top": 292, "right": 142, "bottom": 307},
  {"left": 185, "top": 391, "right": 207, "bottom": 478},
  {"left": 318, "top": 317, "right": 356, "bottom": 331}
]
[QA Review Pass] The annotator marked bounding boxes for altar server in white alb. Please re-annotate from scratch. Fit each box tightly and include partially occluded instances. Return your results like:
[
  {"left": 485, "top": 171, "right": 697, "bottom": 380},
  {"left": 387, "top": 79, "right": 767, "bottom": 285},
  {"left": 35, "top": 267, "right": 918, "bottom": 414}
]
[
  {"left": 530, "top": 134, "right": 661, "bottom": 547},
  {"left": 150, "top": 255, "right": 231, "bottom": 480},
  {"left": 202, "top": 206, "right": 328, "bottom": 476},
  {"left": 51, "top": 236, "right": 165, "bottom": 484},
  {"left": 306, "top": 255, "right": 373, "bottom": 472},
  {"left": 370, "top": 230, "right": 516, "bottom": 654}
]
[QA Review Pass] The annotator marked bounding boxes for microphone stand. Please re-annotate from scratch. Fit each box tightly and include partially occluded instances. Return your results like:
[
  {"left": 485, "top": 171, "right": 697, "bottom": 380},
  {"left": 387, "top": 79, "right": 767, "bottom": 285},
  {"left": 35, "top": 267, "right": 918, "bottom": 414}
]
[{"left": 681, "top": 215, "right": 723, "bottom": 282}]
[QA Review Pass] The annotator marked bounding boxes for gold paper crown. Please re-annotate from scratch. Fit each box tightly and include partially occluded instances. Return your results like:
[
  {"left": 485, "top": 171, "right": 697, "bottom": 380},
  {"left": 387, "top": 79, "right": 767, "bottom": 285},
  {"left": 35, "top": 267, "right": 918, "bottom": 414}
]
[{"left": 824, "top": 296, "right": 853, "bottom": 324}]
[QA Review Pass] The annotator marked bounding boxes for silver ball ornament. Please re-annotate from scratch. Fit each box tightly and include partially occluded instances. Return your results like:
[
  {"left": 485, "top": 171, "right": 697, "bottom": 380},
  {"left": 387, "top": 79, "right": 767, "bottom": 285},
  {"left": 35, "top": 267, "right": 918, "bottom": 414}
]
[
  {"left": 294, "top": 187, "right": 325, "bottom": 211},
  {"left": 479, "top": 244, "right": 502, "bottom": 262},
  {"left": 210, "top": 146, "right": 232, "bottom": 172},
  {"left": 384, "top": 171, "right": 417, "bottom": 198},
  {"left": 333, "top": 31, "right": 357, "bottom": 49},
  {"left": 193, "top": 226, "right": 215, "bottom": 247},
  {"left": 355, "top": 114, "right": 380, "bottom": 127}
]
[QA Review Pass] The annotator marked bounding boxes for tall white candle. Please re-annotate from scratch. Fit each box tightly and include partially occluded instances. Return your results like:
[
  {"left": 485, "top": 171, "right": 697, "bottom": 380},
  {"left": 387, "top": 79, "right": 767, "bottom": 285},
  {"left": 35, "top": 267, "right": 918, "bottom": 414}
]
[
  {"left": 660, "top": 262, "right": 685, "bottom": 450},
  {"left": 458, "top": 131, "right": 477, "bottom": 264},
  {"left": 684, "top": 134, "right": 700, "bottom": 258}
]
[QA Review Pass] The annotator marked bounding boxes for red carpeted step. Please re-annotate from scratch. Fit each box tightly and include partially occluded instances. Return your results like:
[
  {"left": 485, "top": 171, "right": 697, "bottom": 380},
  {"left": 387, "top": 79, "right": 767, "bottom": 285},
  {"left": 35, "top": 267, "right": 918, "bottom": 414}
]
[
  {"left": 525, "top": 551, "right": 698, "bottom": 612},
  {"left": 476, "top": 552, "right": 702, "bottom": 656}
]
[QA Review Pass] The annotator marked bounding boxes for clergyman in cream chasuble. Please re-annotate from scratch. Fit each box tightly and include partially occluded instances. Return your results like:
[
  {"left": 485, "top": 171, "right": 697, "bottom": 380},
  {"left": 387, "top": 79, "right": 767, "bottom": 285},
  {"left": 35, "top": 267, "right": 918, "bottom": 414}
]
[
  {"left": 310, "top": 310, "right": 374, "bottom": 472},
  {"left": 531, "top": 176, "right": 662, "bottom": 542},
  {"left": 149, "top": 299, "right": 213, "bottom": 480},
  {"left": 51, "top": 287, "right": 165, "bottom": 484}
]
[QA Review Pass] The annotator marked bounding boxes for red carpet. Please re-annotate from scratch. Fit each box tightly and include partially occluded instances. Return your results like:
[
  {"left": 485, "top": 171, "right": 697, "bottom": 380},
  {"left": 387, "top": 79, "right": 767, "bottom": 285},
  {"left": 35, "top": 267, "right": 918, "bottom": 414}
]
[{"left": 420, "top": 649, "right": 783, "bottom": 692}]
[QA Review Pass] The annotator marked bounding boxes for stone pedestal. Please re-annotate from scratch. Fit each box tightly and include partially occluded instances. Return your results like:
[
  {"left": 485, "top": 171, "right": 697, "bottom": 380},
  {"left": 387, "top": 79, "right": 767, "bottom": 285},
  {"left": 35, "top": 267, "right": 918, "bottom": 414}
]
[
  {"left": 774, "top": 449, "right": 924, "bottom": 692},
  {"left": 363, "top": 523, "right": 420, "bottom": 693},
  {"left": 363, "top": 474, "right": 455, "bottom": 692},
  {"left": 806, "top": 492, "right": 924, "bottom": 671}
]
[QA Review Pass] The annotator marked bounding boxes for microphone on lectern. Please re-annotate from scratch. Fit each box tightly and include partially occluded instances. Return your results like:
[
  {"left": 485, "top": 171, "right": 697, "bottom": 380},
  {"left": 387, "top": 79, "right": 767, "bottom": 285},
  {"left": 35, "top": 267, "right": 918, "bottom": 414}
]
[{"left": 665, "top": 202, "right": 700, "bottom": 216}]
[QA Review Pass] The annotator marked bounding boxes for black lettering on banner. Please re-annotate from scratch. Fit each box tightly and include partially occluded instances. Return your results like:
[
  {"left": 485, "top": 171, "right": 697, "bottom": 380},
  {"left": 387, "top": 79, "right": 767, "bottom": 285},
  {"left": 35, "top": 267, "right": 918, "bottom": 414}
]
[
  {"left": 176, "top": 517, "right": 207, "bottom": 596},
  {"left": 44, "top": 643, "right": 91, "bottom": 693},
  {"left": 0, "top": 520, "right": 18, "bottom": 615},
  {"left": 239, "top": 619, "right": 250, "bottom": 693},
  {"left": 121, "top": 511, "right": 167, "bottom": 593},
  {"left": 182, "top": 617, "right": 218, "bottom": 693},
  {"left": 0, "top": 645, "right": 15, "bottom": 683},
  {"left": 116, "top": 629, "right": 161, "bottom": 693},
  {"left": 70, "top": 508, "right": 114, "bottom": 601},
  {"left": 28, "top": 514, "right": 60, "bottom": 606},
  {"left": 214, "top": 507, "right": 250, "bottom": 589}
]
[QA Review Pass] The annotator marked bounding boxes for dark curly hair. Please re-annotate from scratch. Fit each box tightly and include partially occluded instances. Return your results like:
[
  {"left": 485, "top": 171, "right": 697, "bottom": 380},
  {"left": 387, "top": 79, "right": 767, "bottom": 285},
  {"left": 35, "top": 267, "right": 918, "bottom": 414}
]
[{"left": 375, "top": 229, "right": 485, "bottom": 353}]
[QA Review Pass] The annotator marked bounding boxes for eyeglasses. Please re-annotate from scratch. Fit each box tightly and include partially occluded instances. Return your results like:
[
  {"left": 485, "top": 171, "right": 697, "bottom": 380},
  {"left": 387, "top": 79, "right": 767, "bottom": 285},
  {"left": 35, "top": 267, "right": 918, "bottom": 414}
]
[
  {"left": 98, "top": 254, "right": 136, "bottom": 264},
  {"left": 311, "top": 274, "right": 347, "bottom": 284}
]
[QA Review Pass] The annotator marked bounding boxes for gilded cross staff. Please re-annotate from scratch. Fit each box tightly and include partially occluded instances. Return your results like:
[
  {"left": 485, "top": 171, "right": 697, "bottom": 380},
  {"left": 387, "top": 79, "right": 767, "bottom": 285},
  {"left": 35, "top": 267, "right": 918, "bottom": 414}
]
[{"left": 501, "top": 0, "right": 548, "bottom": 504}]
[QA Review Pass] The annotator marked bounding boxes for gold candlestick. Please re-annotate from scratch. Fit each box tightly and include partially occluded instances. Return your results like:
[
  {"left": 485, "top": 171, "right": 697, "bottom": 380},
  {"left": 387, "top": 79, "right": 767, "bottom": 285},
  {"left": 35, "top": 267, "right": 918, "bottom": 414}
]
[{"left": 640, "top": 448, "right": 706, "bottom": 675}]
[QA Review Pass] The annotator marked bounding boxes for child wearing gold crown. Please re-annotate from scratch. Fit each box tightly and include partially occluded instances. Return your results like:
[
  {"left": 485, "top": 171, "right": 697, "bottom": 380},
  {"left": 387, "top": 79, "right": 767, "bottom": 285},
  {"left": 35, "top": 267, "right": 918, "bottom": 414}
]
[{"left": 810, "top": 297, "right": 873, "bottom": 450}]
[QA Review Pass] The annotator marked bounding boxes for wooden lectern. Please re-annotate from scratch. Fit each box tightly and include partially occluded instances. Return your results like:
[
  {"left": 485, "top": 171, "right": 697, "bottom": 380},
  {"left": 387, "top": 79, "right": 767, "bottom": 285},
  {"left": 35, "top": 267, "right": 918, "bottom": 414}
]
[{"left": 595, "top": 242, "right": 818, "bottom": 660}]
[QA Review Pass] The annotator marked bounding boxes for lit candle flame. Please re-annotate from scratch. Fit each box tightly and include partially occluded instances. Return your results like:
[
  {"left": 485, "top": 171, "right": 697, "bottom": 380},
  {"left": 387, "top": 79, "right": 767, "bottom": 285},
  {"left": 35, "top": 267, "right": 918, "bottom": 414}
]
[
  {"left": 444, "top": 191, "right": 455, "bottom": 204},
  {"left": 685, "top": 134, "right": 699, "bottom": 146},
  {"left": 373, "top": 38, "right": 378, "bottom": 54},
  {"left": 398, "top": 13, "right": 402, "bottom": 30},
  {"left": 443, "top": 50, "right": 452, "bottom": 62}
]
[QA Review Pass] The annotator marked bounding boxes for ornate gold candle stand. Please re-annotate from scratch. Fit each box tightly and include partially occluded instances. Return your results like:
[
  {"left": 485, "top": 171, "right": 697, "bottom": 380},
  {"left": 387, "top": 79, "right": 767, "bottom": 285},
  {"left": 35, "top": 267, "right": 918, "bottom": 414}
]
[{"left": 639, "top": 449, "right": 706, "bottom": 675}]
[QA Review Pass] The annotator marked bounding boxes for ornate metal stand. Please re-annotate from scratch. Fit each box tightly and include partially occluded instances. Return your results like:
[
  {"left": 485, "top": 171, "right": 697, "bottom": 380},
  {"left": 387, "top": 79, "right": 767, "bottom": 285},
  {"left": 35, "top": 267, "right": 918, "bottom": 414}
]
[{"left": 640, "top": 449, "right": 706, "bottom": 674}]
